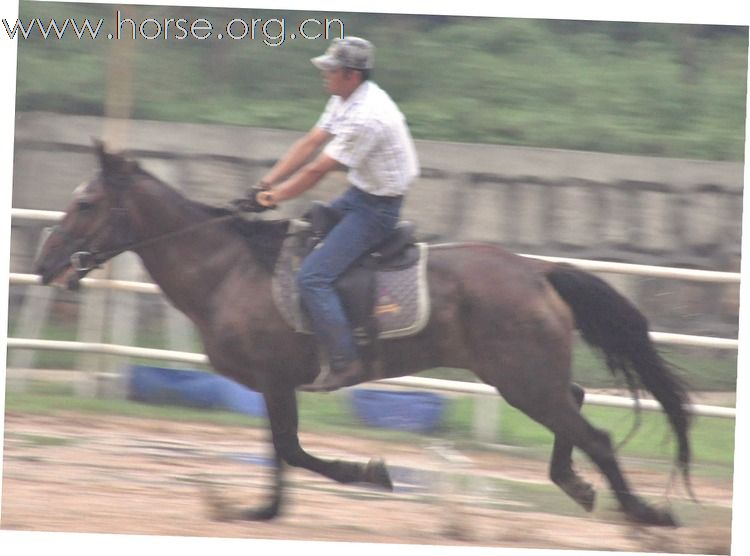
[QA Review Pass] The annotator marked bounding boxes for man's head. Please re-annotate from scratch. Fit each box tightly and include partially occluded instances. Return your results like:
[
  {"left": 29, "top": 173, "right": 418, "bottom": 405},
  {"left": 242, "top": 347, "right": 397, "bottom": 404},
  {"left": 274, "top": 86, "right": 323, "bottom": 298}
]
[
  {"left": 312, "top": 37, "right": 374, "bottom": 98},
  {"left": 312, "top": 36, "right": 374, "bottom": 73}
]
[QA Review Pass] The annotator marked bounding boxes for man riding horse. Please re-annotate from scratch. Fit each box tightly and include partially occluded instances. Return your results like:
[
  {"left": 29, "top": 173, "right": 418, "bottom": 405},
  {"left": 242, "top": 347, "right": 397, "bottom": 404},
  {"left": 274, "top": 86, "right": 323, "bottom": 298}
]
[
  {"left": 235, "top": 36, "right": 420, "bottom": 391},
  {"left": 34, "top": 35, "right": 693, "bottom": 526}
]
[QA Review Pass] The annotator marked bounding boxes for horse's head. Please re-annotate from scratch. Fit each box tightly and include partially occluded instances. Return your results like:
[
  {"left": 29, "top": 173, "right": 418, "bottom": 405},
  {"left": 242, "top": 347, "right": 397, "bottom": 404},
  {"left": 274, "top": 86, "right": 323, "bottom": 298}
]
[{"left": 35, "top": 140, "right": 140, "bottom": 290}]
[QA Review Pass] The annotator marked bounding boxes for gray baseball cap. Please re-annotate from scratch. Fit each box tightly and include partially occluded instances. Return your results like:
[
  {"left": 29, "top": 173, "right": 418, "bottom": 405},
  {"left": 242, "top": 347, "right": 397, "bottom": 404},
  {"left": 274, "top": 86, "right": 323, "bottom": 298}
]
[{"left": 311, "top": 37, "right": 374, "bottom": 71}]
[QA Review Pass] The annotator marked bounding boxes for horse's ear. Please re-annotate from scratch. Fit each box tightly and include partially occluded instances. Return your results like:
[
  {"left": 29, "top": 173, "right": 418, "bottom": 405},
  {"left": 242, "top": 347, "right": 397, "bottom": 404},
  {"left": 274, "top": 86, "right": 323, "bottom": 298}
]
[
  {"left": 92, "top": 138, "right": 139, "bottom": 187},
  {"left": 93, "top": 138, "right": 108, "bottom": 167}
]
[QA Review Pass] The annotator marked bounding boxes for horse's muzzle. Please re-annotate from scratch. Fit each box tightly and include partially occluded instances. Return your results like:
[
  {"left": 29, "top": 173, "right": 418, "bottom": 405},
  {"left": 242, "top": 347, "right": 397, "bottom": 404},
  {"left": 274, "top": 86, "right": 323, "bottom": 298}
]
[{"left": 35, "top": 252, "right": 85, "bottom": 291}]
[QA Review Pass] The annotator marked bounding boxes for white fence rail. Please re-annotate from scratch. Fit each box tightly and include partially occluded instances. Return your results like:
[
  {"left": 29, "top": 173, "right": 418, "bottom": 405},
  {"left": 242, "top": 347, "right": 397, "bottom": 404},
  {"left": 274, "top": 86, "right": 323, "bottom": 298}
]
[
  {"left": 12, "top": 208, "right": 68, "bottom": 222},
  {"left": 10, "top": 207, "right": 743, "bottom": 283},
  {"left": 9, "top": 208, "right": 739, "bottom": 422},
  {"left": 8, "top": 272, "right": 740, "bottom": 351},
  {"left": 5, "top": 337, "right": 737, "bottom": 419},
  {"left": 519, "top": 253, "right": 741, "bottom": 284}
]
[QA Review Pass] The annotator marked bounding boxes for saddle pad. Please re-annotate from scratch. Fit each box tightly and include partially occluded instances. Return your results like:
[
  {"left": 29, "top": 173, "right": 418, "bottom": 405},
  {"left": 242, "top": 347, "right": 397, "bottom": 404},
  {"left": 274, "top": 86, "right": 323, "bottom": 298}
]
[{"left": 271, "top": 230, "right": 430, "bottom": 340}]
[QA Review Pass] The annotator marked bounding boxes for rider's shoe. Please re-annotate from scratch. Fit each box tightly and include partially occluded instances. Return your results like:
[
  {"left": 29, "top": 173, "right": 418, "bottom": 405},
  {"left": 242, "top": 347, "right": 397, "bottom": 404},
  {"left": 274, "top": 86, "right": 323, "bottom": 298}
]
[{"left": 299, "top": 359, "right": 366, "bottom": 392}]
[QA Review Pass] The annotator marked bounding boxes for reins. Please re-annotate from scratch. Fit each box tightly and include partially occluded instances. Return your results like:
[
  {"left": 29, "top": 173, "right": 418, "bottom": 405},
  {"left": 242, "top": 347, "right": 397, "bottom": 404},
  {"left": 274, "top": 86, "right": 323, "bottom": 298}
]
[{"left": 69, "top": 210, "right": 240, "bottom": 272}]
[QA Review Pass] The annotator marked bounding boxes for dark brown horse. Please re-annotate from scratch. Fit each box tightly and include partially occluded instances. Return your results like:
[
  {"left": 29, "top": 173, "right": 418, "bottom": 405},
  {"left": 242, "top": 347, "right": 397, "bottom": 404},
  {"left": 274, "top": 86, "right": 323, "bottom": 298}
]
[{"left": 35, "top": 142, "right": 692, "bottom": 527}]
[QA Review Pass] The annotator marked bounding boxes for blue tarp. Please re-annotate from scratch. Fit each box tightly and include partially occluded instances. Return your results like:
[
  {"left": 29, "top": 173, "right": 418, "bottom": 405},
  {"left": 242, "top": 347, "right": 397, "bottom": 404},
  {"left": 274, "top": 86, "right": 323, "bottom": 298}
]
[
  {"left": 128, "top": 365, "right": 266, "bottom": 417},
  {"left": 129, "top": 366, "right": 446, "bottom": 434},
  {"left": 349, "top": 389, "right": 445, "bottom": 433}
]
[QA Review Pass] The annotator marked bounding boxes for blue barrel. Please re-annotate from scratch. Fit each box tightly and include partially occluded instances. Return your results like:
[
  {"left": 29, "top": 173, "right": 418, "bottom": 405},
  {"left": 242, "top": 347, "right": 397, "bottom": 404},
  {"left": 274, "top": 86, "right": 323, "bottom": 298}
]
[
  {"left": 128, "top": 365, "right": 266, "bottom": 417},
  {"left": 349, "top": 389, "right": 445, "bottom": 433}
]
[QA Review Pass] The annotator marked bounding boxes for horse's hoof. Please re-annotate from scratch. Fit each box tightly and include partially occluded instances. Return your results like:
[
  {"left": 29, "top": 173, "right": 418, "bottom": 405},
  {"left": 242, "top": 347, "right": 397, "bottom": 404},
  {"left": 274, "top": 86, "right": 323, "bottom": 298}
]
[
  {"left": 652, "top": 509, "right": 679, "bottom": 528},
  {"left": 574, "top": 483, "right": 596, "bottom": 512},
  {"left": 364, "top": 458, "right": 393, "bottom": 491},
  {"left": 200, "top": 483, "right": 241, "bottom": 522},
  {"left": 556, "top": 475, "right": 596, "bottom": 512},
  {"left": 627, "top": 503, "right": 679, "bottom": 527},
  {"left": 240, "top": 502, "right": 281, "bottom": 522}
]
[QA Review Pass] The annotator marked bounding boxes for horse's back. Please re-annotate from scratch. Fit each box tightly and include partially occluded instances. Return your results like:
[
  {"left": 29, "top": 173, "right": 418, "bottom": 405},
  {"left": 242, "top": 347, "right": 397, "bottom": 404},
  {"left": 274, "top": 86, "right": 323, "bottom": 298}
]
[
  {"left": 427, "top": 241, "right": 556, "bottom": 301},
  {"left": 423, "top": 241, "right": 575, "bottom": 385}
]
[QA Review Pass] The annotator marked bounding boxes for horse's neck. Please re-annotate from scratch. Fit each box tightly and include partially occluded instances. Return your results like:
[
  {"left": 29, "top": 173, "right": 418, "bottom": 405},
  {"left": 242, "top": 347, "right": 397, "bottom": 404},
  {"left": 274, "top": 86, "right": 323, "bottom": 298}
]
[{"left": 128, "top": 184, "right": 265, "bottom": 320}]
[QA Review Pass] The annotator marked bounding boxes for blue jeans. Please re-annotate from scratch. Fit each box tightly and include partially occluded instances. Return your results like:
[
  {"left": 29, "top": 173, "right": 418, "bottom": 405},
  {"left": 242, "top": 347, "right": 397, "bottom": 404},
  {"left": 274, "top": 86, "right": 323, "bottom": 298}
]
[{"left": 298, "top": 186, "right": 402, "bottom": 369}]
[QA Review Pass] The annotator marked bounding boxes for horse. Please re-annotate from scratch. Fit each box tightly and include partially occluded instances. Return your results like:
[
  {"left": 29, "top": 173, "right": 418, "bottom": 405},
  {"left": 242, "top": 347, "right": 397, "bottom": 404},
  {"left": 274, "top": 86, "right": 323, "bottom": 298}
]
[{"left": 34, "top": 141, "right": 692, "bottom": 527}]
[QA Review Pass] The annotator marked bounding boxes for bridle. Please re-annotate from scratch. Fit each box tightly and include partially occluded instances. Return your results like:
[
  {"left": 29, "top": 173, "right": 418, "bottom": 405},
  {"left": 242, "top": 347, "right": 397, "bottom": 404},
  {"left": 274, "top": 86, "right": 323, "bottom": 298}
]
[{"left": 55, "top": 196, "right": 238, "bottom": 274}]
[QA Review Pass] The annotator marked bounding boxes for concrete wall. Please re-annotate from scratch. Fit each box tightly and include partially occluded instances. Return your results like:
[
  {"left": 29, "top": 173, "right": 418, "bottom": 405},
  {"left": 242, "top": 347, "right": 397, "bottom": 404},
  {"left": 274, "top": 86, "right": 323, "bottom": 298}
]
[{"left": 10, "top": 111, "right": 744, "bottom": 337}]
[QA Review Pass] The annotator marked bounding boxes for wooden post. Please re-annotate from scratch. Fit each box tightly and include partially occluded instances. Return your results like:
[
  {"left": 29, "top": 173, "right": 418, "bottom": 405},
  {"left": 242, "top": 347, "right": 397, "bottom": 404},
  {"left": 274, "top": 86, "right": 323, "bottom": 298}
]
[
  {"left": 83, "top": 4, "right": 137, "bottom": 397},
  {"left": 103, "top": 5, "right": 135, "bottom": 152}
]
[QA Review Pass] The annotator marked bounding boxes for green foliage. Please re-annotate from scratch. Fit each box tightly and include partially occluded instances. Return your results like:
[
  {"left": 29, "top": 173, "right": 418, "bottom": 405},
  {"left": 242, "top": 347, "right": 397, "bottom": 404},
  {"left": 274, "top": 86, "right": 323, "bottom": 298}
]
[
  {"left": 5, "top": 384, "right": 735, "bottom": 471},
  {"left": 13, "top": 2, "right": 748, "bottom": 160},
  {"left": 420, "top": 342, "right": 738, "bottom": 392}
]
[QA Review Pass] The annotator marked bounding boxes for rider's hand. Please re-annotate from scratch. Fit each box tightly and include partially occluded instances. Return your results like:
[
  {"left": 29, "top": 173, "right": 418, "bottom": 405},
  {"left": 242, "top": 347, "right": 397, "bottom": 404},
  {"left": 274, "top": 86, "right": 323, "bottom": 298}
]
[
  {"left": 256, "top": 190, "right": 277, "bottom": 208},
  {"left": 230, "top": 185, "right": 276, "bottom": 213}
]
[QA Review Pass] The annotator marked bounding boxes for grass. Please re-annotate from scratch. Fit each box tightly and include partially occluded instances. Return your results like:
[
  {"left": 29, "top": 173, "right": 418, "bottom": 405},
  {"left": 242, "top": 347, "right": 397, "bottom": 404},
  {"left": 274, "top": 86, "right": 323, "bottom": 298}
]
[
  {"left": 418, "top": 342, "right": 738, "bottom": 392},
  {"left": 443, "top": 395, "right": 735, "bottom": 469},
  {"left": 5, "top": 433, "right": 79, "bottom": 447},
  {"left": 4, "top": 379, "right": 736, "bottom": 476}
]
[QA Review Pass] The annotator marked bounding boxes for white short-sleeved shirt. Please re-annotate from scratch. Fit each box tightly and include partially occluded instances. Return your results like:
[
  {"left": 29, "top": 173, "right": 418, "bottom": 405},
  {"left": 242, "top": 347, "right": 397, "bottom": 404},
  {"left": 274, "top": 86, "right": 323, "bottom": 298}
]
[{"left": 315, "top": 81, "right": 419, "bottom": 197}]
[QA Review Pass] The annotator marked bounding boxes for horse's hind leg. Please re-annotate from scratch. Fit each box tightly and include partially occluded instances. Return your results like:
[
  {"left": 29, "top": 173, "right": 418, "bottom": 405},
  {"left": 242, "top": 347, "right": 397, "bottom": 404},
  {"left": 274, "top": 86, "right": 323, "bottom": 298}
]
[
  {"left": 549, "top": 383, "right": 596, "bottom": 511},
  {"left": 521, "top": 392, "right": 676, "bottom": 526}
]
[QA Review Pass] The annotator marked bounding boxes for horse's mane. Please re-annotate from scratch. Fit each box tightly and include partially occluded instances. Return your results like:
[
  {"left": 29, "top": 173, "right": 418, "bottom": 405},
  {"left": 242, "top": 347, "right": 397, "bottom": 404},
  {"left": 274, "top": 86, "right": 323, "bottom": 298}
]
[
  {"left": 193, "top": 201, "right": 291, "bottom": 271},
  {"left": 135, "top": 166, "right": 290, "bottom": 272}
]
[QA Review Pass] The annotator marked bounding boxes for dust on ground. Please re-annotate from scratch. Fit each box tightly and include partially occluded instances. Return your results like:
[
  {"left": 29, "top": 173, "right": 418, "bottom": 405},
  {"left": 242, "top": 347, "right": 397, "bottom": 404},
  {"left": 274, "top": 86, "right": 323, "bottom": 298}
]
[{"left": 1, "top": 411, "right": 734, "bottom": 554}]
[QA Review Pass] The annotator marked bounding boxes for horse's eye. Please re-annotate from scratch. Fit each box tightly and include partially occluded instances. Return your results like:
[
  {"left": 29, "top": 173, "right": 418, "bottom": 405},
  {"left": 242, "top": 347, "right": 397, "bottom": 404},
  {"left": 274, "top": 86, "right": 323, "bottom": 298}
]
[{"left": 77, "top": 200, "right": 94, "bottom": 212}]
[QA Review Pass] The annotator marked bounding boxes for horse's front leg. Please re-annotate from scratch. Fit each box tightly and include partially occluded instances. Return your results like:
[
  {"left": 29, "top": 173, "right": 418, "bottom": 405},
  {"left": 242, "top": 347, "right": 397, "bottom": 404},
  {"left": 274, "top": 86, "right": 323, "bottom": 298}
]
[
  {"left": 208, "top": 382, "right": 393, "bottom": 522},
  {"left": 267, "top": 384, "right": 393, "bottom": 490},
  {"left": 203, "top": 429, "right": 285, "bottom": 522}
]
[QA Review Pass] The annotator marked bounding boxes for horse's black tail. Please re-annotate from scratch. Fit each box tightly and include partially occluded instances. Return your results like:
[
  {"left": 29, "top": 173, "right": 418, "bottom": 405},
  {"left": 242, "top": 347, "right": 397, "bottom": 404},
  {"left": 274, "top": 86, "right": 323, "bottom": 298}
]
[{"left": 545, "top": 263, "right": 692, "bottom": 488}]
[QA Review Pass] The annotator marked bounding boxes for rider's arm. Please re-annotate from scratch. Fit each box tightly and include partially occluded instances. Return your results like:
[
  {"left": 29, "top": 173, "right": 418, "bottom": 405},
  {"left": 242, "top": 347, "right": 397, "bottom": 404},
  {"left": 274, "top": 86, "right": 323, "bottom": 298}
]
[
  {"left": 258, "top": 152, "right": 340, "bottom": 205},
  {"left": 259, "top": 127, "right": 331, "bottom": 187}
]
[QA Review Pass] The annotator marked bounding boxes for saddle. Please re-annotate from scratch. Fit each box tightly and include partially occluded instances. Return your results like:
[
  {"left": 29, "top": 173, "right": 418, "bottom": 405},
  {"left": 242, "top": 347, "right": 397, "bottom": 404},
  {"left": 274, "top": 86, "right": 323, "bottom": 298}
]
[
  {"left": 271, "top": 202, "right": 430, "bottom": 365},
  {"left": 303, "top": 201, "right": 420, "bottom": 270}
]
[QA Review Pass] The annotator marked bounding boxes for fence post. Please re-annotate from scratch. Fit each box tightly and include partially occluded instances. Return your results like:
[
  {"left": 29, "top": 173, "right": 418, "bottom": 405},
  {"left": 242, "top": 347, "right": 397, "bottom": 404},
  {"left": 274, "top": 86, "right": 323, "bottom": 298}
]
[
  {"left": 76, "top": 267, "right": 109, "bottom": 397},
  {"left": 103, "top": 253, "right": 141, "bottom": 398},
  {"left": 473, "top": 394, "right": 501, "bottom": 443},
  {"left": 7, "top": 285, "right": 54, "bottom": 391},
  {"left": 165, "top": 303, "right": 197, "bottom": 356}
]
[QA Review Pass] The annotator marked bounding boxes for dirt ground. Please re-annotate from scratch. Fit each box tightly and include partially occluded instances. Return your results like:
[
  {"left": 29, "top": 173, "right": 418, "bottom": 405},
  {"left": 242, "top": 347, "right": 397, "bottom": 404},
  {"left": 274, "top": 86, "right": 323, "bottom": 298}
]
[{"left": 1, "top": 411, "right": 735, "bottom": 554}]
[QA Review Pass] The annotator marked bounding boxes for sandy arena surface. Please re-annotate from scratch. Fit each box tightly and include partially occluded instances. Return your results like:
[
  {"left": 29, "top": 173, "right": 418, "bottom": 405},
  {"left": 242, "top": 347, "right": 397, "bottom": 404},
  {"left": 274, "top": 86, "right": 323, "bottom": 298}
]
[{"left": 1, "top": 411, "right": 735, "bottom": 554}]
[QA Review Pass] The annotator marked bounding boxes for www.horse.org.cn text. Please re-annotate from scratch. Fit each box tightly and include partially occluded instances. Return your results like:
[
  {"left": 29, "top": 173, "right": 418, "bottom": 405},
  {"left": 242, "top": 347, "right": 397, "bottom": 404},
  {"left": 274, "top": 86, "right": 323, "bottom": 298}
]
[{"left": 2, "top": 12, "right": 346, "bottom": 46}]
